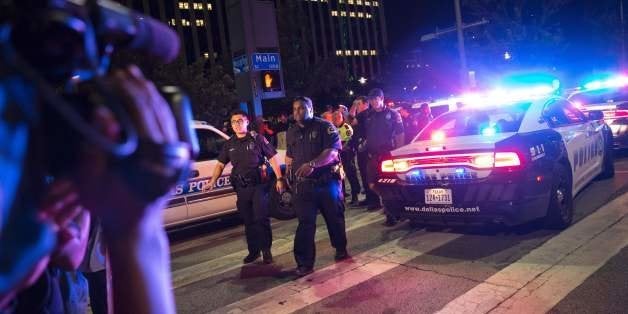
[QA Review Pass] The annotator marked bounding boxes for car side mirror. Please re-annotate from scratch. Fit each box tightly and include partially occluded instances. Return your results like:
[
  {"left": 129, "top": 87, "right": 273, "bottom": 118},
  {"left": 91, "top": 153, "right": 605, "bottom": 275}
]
[{"left": 587, "top": 110, "right": 604, "bottom": 121}]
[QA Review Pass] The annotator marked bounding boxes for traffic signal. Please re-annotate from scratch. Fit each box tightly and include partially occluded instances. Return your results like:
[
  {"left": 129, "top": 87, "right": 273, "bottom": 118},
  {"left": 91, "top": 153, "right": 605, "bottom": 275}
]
[{"left": 260, "top": 70, "right": 282, "bottom": 92}]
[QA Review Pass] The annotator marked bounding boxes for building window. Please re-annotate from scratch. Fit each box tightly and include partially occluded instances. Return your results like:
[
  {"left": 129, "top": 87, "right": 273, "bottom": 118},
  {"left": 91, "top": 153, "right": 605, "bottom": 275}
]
[
  {"left": 196, "top": 19, "right": 204, "bottom": 26},
  {"left": 178, "top": 2, "right": 189, "bottom": 9},
  {"left": 181, "top": 19, "right": 190, "bottom": 26},
  {"left": 356, "top": 0, "right": 362, "bottom": 4},
  {"left": 348, "top": 0, "right": 354, "bottom": 4},
  {"left": 365, "top": 1, "right": 371, "bottom": 5},
  {"left": 366, "top": 13, "right": 372, "bottom": 18},
  {"left": 357, "top": 12, "right": 364, "bottom": 17},
  {"left": 373, "top": 1, "right": 379, "bottom": 6},
  {"left": 331, "top": 10, "right": 338, "bottom": 16},
  {"left": 340, "top": 11, "right": 347, "bottom": 16},
  {"left": 362, "top": 50, "right": 368, "bottom": 55},
  {"left": 336, "top": 50, "right": 343, "bottom": 56},
  {"left": 345, "top": 50, "right": 351, "bottom": 56},
  {"left": 349, "top": 12, "right": 355, "bottom": 17},
  {"left": 203, "top": 52, "right": 210, "bottom": 59},
  {"left": 169, "top": 18, "right": 176, "bottom": 26},
  {"left": 370, "top": 50, "right": 377, "bottom": 55}
]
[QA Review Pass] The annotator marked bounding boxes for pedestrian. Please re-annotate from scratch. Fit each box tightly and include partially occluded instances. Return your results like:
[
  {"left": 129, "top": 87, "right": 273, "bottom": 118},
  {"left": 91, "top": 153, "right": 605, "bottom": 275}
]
[
  {"left": 350, "top": 96, "right": 378, "bottom": 207},
  {"left": 415, "top": 103, "right": 434, "bottom": 134},
  {"left": 208, "top": 110, "right": 286, "bottom": 264},
  {"left": 332, "top": 110, "right": 361, "bottom": 205},
  {"left": 287, "top": 96, "right": 349, "bottom": 277},
  {"left": 363, "top": 88, "right": 405, "bottom": 226},
  {"left": 399, "top": 107, "right": 419, "bottom": 144}
]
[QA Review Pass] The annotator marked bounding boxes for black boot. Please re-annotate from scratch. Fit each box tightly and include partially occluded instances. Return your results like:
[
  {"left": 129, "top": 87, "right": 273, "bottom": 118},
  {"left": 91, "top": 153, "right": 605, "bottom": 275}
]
[
  {"left": 334, "top": 249, "right": 350, "bottom": 261},
  {"left": 295, "top": 266, "right": 314, "bottom": 277},
  {"left": 262, "top": 249, "right": 273, "bottom": 264},
  {"left": 243, "top": 252, "right": 260, "bottom": 264}
]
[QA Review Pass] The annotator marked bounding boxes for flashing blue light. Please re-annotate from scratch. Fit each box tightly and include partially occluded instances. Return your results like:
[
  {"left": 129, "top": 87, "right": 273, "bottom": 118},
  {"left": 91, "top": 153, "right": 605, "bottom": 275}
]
[
  {"left": 408, "top": 170, "right": 421, "bottom": 177},
  {"left": 481, "top": 126, "right": 497, "bottom": 137},
  {"left": 455, "top": 168, "right": 465, "bottom": 174},
  {"left": 583, "top": 75, "right": 628, "bottom": 91}
]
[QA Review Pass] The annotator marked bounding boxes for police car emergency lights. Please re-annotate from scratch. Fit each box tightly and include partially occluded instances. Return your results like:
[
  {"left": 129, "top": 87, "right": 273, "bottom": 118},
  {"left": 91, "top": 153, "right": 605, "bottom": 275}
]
[{"left": 377, "top": 84, "right": 614, "bottom": 229}]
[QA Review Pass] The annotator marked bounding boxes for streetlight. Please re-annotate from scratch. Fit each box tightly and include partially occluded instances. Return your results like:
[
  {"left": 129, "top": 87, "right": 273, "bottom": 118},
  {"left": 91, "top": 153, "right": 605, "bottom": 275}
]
[
  {"left": 504, "top": 51, "right": 512, "bottom": 60},
  {"left": 358, "top": 76, "right": 368, "bottom": 85},
  {"left": 349, "top": 90, "right": 354, "bottom": 96}
]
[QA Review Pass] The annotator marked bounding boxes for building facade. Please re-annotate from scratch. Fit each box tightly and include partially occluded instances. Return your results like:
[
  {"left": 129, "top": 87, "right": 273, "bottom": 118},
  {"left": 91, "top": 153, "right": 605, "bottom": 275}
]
[
  {"left": 121, "top": 0, "right": 232, "bottom": 65},
  {"left": 286, "top": 0, "right": 388, "bottom": 80}
]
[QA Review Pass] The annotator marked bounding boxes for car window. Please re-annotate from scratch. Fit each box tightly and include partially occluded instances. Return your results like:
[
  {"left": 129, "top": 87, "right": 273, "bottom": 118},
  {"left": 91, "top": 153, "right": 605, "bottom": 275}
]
[
  {"left": 415, "top": 103, "right": 530, "bottom": 141},
  {"left": 197, "top": 129, "right": 227, "bottom": 161},
  {"left": 544, "top": 100, "right": 584, "bottom": 127}
]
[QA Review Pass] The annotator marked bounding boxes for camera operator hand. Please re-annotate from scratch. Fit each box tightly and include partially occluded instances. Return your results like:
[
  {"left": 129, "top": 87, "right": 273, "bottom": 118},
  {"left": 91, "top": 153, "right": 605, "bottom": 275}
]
[{"left": 73, "top": 65, "right": 181, "bottom": 314}]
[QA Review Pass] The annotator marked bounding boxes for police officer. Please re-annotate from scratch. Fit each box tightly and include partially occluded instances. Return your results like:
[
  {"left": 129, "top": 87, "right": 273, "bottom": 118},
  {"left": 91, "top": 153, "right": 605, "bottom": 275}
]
[
  {"left": 208, "top": 110, "right": 286, "bottom": 264},
  {"left": 349, "top": 96, "right": 376, "bottom": 206},
  {"left": 363, "top": 89, "right": 405, "bottom": 226},
  {"left": 287, "top": 96, "right": 349, "bottom": 277},
  {"left": 332, "top": 110, "right": 361, "bottom": 205}
]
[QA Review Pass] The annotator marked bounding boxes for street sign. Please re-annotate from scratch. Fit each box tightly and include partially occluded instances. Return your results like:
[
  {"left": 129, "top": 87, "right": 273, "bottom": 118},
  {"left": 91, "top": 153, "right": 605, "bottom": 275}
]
[
  {"left": 232, "top": 54, "right": 249, "bottom": 74},
  {"left": 251, "top": 53, "right": 281, "bottom": 71}
]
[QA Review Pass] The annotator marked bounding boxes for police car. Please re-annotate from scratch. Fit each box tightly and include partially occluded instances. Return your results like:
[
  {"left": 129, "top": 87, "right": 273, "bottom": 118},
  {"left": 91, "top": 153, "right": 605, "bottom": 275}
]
[
  {"left": 164, "top": 121, "right": 291, "bottom": 228},
  {"left": 376, "top": 89, "right": 615, "bottom": 229},
  {"left": 567, "top": 75, "right": 628, "bottom": 149}
]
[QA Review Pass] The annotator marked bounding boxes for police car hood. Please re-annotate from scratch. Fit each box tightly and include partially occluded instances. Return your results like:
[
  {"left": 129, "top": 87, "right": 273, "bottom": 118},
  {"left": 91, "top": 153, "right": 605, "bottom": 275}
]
[{"left": 391, "top": 132, "right": 517, "bottom": 157}]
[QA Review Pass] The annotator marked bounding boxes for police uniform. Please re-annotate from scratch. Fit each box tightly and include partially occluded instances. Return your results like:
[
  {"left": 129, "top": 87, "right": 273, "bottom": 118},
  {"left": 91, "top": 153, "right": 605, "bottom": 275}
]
[
  {"left": 287, "top": 117, "right": 347, "bottom": 269},
  {"left": 364, "top": 108, "right": 404, "bottom": 205},
  {"left": 352, "top": 109, "right": 376, "bottom": 205},
  {"left": 217, "top": 131, "right": 277, "bottom": 256},
  {"left": 337, "top": 122, "right": 361, "bottom": 202}
]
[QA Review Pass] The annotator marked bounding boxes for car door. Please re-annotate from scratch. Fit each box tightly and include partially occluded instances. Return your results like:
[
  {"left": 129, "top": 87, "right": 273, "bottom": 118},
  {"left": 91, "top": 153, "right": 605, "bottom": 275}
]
[
  {"left": 185, "top": 127, "right": 237, "bottom": 222},
  {"left": 564, "top": 103, "right": 606, "bottom": 186},
  {"left": 544, "top": 100, "right": 591, "bottom": 195}
]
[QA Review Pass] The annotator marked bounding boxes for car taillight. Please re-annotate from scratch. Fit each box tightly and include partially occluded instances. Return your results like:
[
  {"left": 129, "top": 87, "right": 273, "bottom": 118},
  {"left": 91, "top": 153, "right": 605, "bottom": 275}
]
[
  {"left": 471, "top": 154, "right": 495, "bottom": 169},
  {"left": 494, "top": 152, "right": 522, "bottom": 167},
  {"left": 381, "top": 160, "right": 395, "bottom": 173}
]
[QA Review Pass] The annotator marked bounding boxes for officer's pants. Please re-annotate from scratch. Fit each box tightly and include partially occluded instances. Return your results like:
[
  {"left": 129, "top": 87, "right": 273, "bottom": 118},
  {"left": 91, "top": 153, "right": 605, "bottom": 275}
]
[
  {"left": 236, "top": 184, "right": 272, "bottom": 254},
  {"left": 358, "top": 150, "right": 379, "bottom": 206},
  {"left": 340, "top": 149, "right": 361, "bottom": 198},
  {"left": 293, "top": 179, "right": 347, "bottom": 268}
]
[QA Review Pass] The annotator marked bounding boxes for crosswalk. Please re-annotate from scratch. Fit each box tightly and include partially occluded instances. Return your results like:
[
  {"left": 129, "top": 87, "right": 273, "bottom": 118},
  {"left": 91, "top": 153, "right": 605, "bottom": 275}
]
[{"left": 170, "top": 191, "right": 628, "bottom": 314}]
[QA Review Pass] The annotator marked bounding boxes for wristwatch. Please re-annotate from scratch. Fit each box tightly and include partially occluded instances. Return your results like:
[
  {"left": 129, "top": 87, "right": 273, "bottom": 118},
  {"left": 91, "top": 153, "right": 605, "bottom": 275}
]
[{"left": 308, "top": 161, "right": 317, "bottom": 168}]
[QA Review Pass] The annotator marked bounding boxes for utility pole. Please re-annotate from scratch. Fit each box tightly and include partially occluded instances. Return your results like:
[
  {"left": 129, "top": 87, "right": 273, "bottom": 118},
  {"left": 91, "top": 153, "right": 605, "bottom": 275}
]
[
  {"left": 454, "top": 0, "right": 468, "bottom": 88},
  {"left": 621, "top": 0, "right": 626, "bottom": 70}
]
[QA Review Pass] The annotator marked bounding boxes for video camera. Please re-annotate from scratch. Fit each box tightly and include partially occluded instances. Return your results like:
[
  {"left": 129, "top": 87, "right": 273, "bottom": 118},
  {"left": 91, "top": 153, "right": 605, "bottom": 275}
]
[{"left": 0, "top": 0, "right": 197, "bottom": 293}]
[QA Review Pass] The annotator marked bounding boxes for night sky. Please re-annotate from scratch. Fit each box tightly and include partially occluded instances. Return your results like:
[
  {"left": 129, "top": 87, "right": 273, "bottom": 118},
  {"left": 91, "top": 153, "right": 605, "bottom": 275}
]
[{"left": 385, "top": 1, "right": 454, "bottom": 52}]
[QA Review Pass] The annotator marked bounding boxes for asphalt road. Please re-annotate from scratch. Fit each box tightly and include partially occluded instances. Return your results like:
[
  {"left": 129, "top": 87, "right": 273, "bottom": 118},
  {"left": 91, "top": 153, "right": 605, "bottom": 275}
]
[{"left": 168, "top": 151, "right": 628, "bottom": 314}]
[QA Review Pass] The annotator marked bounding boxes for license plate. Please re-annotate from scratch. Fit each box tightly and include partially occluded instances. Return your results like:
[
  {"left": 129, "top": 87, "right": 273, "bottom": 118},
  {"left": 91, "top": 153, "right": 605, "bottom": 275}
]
[{"left": 424, "top": 188, "right": 452, "bottom": 205}]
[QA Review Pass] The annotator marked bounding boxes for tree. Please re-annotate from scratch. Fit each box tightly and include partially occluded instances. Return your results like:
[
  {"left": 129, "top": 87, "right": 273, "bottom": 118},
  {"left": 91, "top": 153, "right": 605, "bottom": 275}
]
[{"left": 112, "top": 53, "right": 238, "bottom": 125}]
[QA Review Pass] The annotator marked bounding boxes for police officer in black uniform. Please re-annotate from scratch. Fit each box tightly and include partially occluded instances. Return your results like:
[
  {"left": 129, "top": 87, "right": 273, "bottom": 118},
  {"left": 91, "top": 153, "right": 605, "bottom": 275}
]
[
  {"left": 364, "top": 89, "right": 405, "bottom": 226},
  {"left": 209, "top": 110, "right": 286, "bottom": 264},
  {"left": 287, "top": 96, "right": 349, "bottom": 277}
]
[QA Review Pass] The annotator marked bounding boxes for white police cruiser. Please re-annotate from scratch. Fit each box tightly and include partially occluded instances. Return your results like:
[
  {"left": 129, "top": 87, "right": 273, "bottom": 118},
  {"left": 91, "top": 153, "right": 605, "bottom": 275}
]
[
  {"left": 376, "top": 90, "right": 615, "bottom": 229},
  {"left": 164, "top": 121, "right": 291, "bottom": 228}
]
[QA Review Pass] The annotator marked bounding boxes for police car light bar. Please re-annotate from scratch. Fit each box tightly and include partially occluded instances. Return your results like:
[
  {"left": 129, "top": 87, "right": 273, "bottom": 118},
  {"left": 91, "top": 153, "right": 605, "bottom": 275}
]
[
  {"left": 583, "top": 75, "right": 628, "bottom": 91},
  {"left": 433, "top": 84, "right": 558, "bottom": 109}
]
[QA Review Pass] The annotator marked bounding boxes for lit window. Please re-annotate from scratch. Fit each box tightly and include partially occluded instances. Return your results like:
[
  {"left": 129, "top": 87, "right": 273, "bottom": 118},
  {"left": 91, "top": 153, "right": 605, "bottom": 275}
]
[
  {"left": 339, "top": 0, "right": 344, "bottom": 3},
  {"left": 196, "top": 19, "right": 204, "bottom": 26},
  {"left": 354, "top": 50, "right": 360, "bottom": 55},
  {"left": 181, "top": 19, "right": 190, "bottom": 26},
  {"left": 357, "top": 0, "right": 362, "bottom": 4},
  {"left": 349, "top": 12, "right": 355, "bottom": 17},
  {"left": 345, "top": 50, "right": 351, "bottom": 56},
  {"left": 331, "top": 10, "right": 338, "bottom": 16},
  {"left": 340, "top": 11, "right": 347, "bottom": 16},
  {"left": 362, "top": 49, "right": 368, "bottom": 55},
  {"left": 178, "top": 2, "right": 189, "bottom": 9},
  {"left": 193, "top": 3, "right": 199, "bottom": 9},
  {"left": 336, "top": 50, "right": 343, "bottom": 56},
  {"left": 366, "top": 13, "right": 372, "bottom": 18},
  {"left": 365, "top": 1, "right": 371, "bottom": 5},
  {"left": 208, "top": 3, "right": 213, "bottom": 10},
  {"left": 170, "top": 18, "right": 176, "bottom": 25},
  {"left": 203, "top": 52, "right": 209, "bottom": 59},
  {"left": 357, "top": 12, "right": 364, "bottom": 17},
  {"left": 348, "top": 0, "right": 354, "bottom": 4},
  {"left": 373, "top": 1, "right": 379, "bottom": 6},
  {"left": 371, "top": 50, "right": 377, "bottom": 55}
]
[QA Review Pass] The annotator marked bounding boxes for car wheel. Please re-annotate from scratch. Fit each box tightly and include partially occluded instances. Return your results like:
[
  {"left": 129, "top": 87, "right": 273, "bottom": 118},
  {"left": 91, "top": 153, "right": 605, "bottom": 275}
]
[
  {"left": 544, "top": 163, "right": 574, "bottom": 230},
  {"left": 597, "top": 138, "right": 615, "bottom": 179},
  {"left": 269, "top": 183, "right": 296, "bottom": 220}
]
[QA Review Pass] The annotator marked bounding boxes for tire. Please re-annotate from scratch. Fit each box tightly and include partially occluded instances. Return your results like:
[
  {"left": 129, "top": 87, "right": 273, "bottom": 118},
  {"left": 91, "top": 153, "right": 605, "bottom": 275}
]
[
  {"left": 597, "top": 137, "right": 615, "bottom": 180},
  {"left": 544, "top": 163, "right": 574, "bottom": 230},
  {"left": 269, "top": 182, "right": 296, "bottom": 220}
]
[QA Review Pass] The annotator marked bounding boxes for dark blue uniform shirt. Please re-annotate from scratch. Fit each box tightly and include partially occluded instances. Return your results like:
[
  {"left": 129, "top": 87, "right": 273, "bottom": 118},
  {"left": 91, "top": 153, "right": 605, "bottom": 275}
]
[
  {"left": 217, "top": 132, "right": 277, "bottom": 176},
  {"left": 364, "top": 108, "right": 404, "bottom": 154},
  {"left": 286, "top": 117, "right": 341, "bottom": 178}
]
